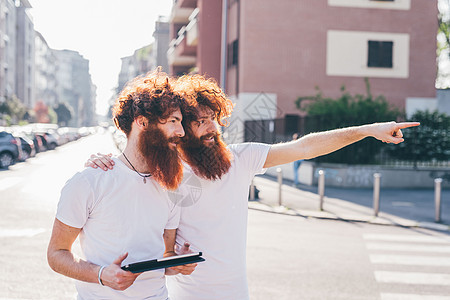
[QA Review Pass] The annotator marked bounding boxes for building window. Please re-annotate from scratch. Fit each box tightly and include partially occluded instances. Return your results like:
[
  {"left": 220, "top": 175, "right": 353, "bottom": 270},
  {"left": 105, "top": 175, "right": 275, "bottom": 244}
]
[
  {"left": 367, "top": 40, "right": 393, "bottom": 68},
  {"left": 228, "top": 39, "right": 239, "bottom": 67}
]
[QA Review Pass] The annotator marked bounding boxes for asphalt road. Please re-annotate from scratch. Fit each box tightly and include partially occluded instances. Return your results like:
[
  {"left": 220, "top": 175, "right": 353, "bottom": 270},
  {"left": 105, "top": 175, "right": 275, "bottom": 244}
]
[{"left": 1, "top": 131, "right": 449, "bottom": 299}]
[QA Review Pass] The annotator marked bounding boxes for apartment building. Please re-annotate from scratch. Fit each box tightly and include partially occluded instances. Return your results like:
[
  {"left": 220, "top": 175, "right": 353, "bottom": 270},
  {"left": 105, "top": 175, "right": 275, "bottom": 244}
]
[
  {"left": 117, "top": 44, "right": 155, "bottom": 93},
  {"left": 153, "top": 17, "right": 170, "bottom": 73},
  {"left": 53, "top": 49, "right": 96, "bottom": 127},
  {"left": 15, "top": 0, "right": 34, "bottom": 108},
  {"left": 34, "top": 31, "right": 57, "bottom": 107},
  {"left": 117, "top": 18, "right": 170, "bottom": 92},
  {"left": 168, "top": 0, "right": 222, "bottom": 79},
  {"left": 168, "top": 0, "right": 438, "bottom": 142},
  {"left": 0, "top": 0, "right": 18, "bottom": 102},
  {"left": 0, "top": 0, "right": 34, "bottom": 108}
]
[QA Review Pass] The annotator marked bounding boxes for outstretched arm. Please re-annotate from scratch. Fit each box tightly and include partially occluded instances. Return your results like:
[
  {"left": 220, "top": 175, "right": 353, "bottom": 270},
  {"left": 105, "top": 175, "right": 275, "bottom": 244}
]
[{"left": 263, "top": 121, "right": 420, "bottom": 168}]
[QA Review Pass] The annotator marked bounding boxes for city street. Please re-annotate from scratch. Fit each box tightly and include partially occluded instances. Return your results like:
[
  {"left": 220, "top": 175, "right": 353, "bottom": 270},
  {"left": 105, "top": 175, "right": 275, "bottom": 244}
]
[{"left": 1, "top": 132, "right": 450, "bottom": 299}]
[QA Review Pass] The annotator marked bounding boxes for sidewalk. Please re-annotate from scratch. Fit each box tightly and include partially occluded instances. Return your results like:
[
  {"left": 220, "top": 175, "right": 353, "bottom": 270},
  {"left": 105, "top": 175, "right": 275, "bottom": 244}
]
[{"left": 248, "top": 175, "right": 450, "bottom": 232}]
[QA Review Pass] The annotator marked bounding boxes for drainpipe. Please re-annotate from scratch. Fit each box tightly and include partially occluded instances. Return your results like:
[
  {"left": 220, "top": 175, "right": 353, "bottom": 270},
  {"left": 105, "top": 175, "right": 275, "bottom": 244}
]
[
  {"left": 236, "top": 0, "right": 240, "bottom": 94},
  {"left": 220, "top": 0, "right": 228, "bottom": 90}
]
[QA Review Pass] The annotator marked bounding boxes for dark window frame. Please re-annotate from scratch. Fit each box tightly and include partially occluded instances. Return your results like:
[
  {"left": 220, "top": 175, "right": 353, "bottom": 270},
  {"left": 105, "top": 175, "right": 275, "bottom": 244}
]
[
  {"left": 367, "top": 40, "right": 393, "bottom": 68},
  {"left": 227, "top": 39, "right": 239, "bottom": 68}
]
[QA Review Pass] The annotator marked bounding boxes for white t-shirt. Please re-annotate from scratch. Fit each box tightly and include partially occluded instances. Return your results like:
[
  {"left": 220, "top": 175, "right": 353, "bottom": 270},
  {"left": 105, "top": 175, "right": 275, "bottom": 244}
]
[
  {"left": 56, "top": 157, "right": 180, "bottom": 300},
  {"left": 166, "top": 143, "right": 271, "bottom": 300}
]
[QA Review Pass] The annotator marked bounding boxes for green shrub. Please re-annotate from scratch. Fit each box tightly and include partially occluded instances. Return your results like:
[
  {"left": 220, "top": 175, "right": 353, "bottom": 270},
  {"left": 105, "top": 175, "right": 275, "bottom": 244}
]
[
  {"left": 386, "top": 110, "right": 450, "bottom": 163},
  {"left": 295, "top": 78, "right": 403, "bottom": 164}
]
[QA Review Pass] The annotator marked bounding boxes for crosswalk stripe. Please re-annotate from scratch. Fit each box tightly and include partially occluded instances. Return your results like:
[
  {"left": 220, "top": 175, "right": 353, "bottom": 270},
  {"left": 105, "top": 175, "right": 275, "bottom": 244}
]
[
  {"left": 375, "top": 271, "right": 450, "bottom": 285},
  {"left": 370, "top": 254, "right": 450, "bottom": 266},
  {"left": 0, "top": 228, "right": 46, "bottom": 238},
  {"left": 380, "top": 293, "right": 450, "bottom": 300},
  {"left": 364, "top": 234, "right": 450, "bottom": 244},
  {"left": 367, "top": 243, "right": 450, "bottom": 253}
]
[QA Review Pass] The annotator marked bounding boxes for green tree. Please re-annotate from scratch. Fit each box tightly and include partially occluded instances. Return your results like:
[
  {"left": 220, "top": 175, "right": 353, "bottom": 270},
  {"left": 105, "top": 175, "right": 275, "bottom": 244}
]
[
  {"left": 0, "top": 95, "right": 28, "bottom": 125},
  {"left": 295, "top": 78, "right": 403, "bottom": 164},
  {"left": 439, "top": 0, "right": 450, "bottom": 60},
  {"left": 48, "top": 107, "right": 58, "bottom": 124},
  {"left": 437, "top": 0, "right": 450, "bottom": 88}
]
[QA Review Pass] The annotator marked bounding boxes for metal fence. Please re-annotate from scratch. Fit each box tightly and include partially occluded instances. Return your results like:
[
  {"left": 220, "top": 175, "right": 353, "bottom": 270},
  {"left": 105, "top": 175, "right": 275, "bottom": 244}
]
[{"left": 244, "top": 116, "right": 450, "bottom": 167}]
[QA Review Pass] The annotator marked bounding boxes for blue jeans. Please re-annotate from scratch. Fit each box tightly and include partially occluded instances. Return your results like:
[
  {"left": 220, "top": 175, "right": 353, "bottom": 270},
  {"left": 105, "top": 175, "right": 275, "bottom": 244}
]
[{"left": 293, "top": 160, "right": 302, "bottom": 185}]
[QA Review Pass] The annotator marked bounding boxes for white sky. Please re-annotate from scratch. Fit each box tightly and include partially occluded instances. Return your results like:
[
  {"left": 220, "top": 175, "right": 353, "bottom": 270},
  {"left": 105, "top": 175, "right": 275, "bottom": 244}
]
[{"left": 29, "top": 0, "right": 173, "bottom": 116}]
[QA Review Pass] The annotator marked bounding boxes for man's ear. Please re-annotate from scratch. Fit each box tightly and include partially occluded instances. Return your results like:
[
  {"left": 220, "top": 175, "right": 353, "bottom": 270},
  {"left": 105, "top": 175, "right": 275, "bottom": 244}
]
[{"left": 135, "top": 116, "right": 147, "bottom": 129}]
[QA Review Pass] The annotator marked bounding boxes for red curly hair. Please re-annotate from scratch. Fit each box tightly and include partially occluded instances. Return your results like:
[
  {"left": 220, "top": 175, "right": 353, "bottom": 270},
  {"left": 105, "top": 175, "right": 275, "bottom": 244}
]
[
  {"left": 112, "top": 69, "right": 185, "bottom": 136},
  {"left": 174, "top": 74, "right": 234, "bottom": 126}
]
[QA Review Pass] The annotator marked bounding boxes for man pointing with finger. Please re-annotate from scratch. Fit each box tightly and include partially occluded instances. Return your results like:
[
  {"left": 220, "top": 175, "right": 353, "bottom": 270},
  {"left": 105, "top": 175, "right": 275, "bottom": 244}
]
[
  {"left": 167, "top": 75, "right": 420, "bottom": 300},
  {"left": 87, "top": 73, "right": 419, "bottom": 300}
]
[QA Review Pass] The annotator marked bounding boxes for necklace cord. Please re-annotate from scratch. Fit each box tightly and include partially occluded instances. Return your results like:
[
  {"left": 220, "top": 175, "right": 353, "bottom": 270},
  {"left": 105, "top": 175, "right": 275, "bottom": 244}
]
[{"left": 122, "top": 153, "right": 152, "bottom": 180}]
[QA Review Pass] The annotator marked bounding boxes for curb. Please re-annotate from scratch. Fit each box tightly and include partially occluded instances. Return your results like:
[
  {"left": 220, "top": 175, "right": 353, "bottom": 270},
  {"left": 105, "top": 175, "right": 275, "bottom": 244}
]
[{"left": 248, "top": 201, "right": 450, "bottom": 231}]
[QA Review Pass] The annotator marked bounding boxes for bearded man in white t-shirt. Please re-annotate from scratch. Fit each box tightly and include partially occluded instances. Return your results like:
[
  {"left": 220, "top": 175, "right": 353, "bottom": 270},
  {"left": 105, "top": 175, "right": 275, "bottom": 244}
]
[
  {"left": 47, "top": 70, "right": 197, "bottom": 300},
  {"left": 87, "top": 74, "right": 419, "bottom": 300}
]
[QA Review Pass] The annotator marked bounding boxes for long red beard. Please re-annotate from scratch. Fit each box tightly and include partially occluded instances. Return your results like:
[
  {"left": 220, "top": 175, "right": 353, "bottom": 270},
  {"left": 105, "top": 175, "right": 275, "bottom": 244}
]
[
  {"left": 179, "top": 132, "right": 232, "bottom": 180},
  {"left": 137, "top": 127, "right": 183, "bottom": 190}
]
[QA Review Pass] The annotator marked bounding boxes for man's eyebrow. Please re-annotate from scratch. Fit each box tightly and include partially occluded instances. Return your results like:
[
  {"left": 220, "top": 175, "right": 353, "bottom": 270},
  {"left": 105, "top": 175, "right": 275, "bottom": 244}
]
[
  {"left": 198, "top": 113, "right": 215, "bottom": 119},
  {"left": 170, "top": 115, "right": 182, "bottom": 121}
]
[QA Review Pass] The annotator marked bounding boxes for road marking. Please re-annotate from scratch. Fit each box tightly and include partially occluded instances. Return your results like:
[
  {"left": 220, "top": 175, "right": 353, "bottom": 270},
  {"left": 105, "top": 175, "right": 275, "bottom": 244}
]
[
  {"left": 364, "top": 234, "right": 450, "bottom": 244},
  {"left": 0, "top": 177, "right": 22, "bottom": 192},
  {"left": 375, "top": 271, "right": 450, "bottom": 285},
  {"left": 0, "top": 228, "right": 46, "bottom": 238},
  {"left": 381, "top": 293, "right": 450, "bottom": 300},
  {"left": 367, "top": 243, "right": 450, "bottom": 253},
  {"left": 391, "top": 202, "right": 414, "bottom": 207},
  {"left": 370, "top": 254, "right": 450, "bottom": 266}
]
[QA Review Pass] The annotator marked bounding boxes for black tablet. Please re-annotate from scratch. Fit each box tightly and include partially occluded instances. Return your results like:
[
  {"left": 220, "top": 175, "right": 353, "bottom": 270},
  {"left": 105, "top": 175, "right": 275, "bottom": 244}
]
[{"left": 121, "top": 252, "right": 205, "bottom": 273}]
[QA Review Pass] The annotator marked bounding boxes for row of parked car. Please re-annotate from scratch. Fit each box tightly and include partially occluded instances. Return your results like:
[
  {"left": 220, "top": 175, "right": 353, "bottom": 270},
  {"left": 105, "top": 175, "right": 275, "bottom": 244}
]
[{"left": 0, "top": 124, "right": 94, "bottom": 168}]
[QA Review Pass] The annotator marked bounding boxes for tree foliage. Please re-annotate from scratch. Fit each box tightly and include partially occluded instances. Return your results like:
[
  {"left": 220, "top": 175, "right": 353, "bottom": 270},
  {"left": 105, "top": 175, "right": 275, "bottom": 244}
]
[
  {"left": 34, "top": 101, "right": 50, "bottom": 123},
  {"left": 0, "top": 95, "right": 28, "bottom": 125},
  {"left": 54, "top": 102, "right": 73, "bottom": 126},
  {"left": 438, "top": 0, "right": 450, "bottom": 60}
]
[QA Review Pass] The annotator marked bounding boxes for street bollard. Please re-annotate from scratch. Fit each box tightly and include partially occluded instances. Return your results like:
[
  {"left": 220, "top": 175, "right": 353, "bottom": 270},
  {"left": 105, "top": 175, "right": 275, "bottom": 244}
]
[
  {"left": 435, "top": 178, "right": 443, "bottom": 223},
  {"left": 277, "top": 168, "right": 283, "bottom": 206},
  {"left": 318, "top": 170, "right": 325, "bottom": 211},
  {"left": 373, "top": 173, "right": 381, "bottom": 217},
  {"left": 250, "top": 179, "right": 255, "bottom": 201}
]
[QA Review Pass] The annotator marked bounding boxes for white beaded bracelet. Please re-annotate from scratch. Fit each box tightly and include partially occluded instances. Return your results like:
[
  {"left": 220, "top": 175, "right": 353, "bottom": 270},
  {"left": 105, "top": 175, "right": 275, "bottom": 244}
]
[{"left": 98, "top": 265, "right": 106, "bottom": 286}]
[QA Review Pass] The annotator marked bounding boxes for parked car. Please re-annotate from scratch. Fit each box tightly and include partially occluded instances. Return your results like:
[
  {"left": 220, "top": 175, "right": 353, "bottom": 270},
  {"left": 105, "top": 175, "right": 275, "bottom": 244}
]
[
  {"left": 43, "top": 132, "right": 59, "bottom": 150},
  {"left": 0, "top": 131, "right": 22, "bottom": 168},
  {"left": 16, "top": 134, "right": 35, "bottom": 160},
  {"left": 27, "top": 132, "right": 46, "bottom": 153},
  {"left": 34, "top": 133, "right": 48, "bottom": 151}
]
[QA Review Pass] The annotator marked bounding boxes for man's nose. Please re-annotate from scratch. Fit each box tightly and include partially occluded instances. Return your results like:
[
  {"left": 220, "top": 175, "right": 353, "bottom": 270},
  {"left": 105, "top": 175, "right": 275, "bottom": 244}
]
[
  {"left": 205, "top": 120, "right": 218, "bottom": 133},
  {"left": 175, "top": 123, "right": 185, "bottom": 137}
]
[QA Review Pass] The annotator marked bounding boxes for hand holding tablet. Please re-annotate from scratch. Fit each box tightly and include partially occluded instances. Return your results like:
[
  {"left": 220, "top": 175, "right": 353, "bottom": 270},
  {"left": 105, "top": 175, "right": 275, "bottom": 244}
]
[{"left": 121, "top": 252, "right": 205, "bottom": 273}]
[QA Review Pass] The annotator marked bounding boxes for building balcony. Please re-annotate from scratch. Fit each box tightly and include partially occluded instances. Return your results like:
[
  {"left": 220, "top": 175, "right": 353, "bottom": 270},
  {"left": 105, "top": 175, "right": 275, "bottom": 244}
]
[
  {"left": 174, "top": 0, "right": 197, "bottom": 8},
  {"left": 167, "top": 29, "right": 196, "bottom": 67},
  {"left": 186, "top": 8, "right": 199, "bottom": 46},
  {"left": 170, "top": 2, "right": 195, "bottom": 24}
]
